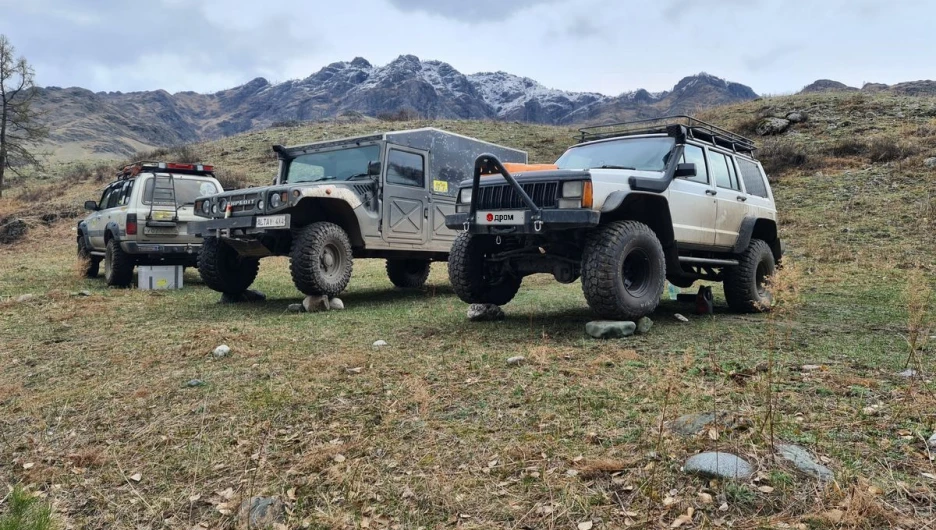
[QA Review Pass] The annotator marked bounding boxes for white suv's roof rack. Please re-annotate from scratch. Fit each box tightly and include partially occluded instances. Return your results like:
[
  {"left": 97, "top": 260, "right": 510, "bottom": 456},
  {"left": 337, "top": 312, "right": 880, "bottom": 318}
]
[
  {"left": 578, "top": 115, "right": 757, "bottom": 158},
  {"left": 117, "top": 161, "right": 215, "bottom": 180}
]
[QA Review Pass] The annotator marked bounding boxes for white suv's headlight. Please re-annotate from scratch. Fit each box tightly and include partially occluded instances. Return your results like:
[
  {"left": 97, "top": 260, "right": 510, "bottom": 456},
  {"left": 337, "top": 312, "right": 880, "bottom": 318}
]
[
  {"left": 458, "top": 188, "right": 472, "bottom": 204},
  {"left": 562, "top": 181, "right": 584, "bottom": 198}
]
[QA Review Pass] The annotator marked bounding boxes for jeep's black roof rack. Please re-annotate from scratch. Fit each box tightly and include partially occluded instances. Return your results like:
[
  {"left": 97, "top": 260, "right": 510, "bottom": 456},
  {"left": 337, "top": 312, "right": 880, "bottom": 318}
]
[
  {"left": 117, "top": 161, "right": 215, "bottom": 180},
  {"left": 577, "top": 115, "right": 757, "bottom": 157}
]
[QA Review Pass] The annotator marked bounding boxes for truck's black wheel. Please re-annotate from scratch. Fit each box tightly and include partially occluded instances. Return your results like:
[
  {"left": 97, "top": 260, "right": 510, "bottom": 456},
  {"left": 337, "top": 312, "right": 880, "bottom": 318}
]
[
  {"left": 723, "top": 239, "right": 775, "bottom": 313},
  {"left": 290, "top": 222, "right": 353, "bottom": 297},
  {"left": 104, "top": 238, "right": 135, "bottom": 287},
  {"left": 386, "top": 259, "right": 431, "bottom": 289},
  {"left": 581, "top": 221, "right": 665, "bottom": 320},
  {"left": 198, "top": 236, "right": 260, "bottom": 294},
  {"left": 77, "top": 236, "right": 100, "bottom": 278},
  {"left": 448, "top": 232, "right": 521, "bottom": 306}
]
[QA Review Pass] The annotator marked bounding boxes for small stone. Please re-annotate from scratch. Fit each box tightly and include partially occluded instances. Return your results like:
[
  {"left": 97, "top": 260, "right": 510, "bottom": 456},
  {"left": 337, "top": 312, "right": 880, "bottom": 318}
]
[
  {"left": 184, "top": 379, "right": 206, "bottom": 388},
  {"left": 287, "top": 303, "right": 304, "bottom": 313},
  {"left": 219, "top": 289, "right": 266, "bottom": 304},
  {"left": 239, "top": 497, "right": 285, "bottom": 528},
  {"left": 785, "top": 111, "right": 807, "bottom": 123},
  {"left": 467, "top": 303, "right": 505, "bottom": 322},
  {"left": 303, "top": 295, "right": 330, "bottom": 313},
  {"left": 212, "top": 345, "right": 231, "bottom": 358},
  {"left": 372, "top": 340, "right": 389, "bottom": 350},
  {"left": 71, "top": 290, "right": 92, "bottom": 297},
  {"left": 777, "top": 443, "right": 834, "bottom": 481},
  {"left": 506, "top": 356, "right": 525, "bottom": 366},
  {"left": 674, "top": 313, "right": 689, "bottom": 322},
  {"left": 15, "top": 294, "right": 35, "bottom": 303},
  {"left": 897, "top": 369, "right": 918, "bottom": 378},
  {"left": 927, "top": 432, "right": 936, "bottom": 450},
  {"left": 328, "top": 297, "right": 345, "bottom": 310},
  {"left": 636, "top": 316, "right": 653, "bottom": 334},
  {"left": 800, "top": 364, "right": 823, "bottom": 371},
  {"left": 755, "top": 117, "right": 791, "bottom": 136},
  {"left": 683, "top": 452, "right": 753, "bottom": 480},
  {"left": 585, "top": 320, "right": 636, "bottom": 339},
  {"left": 924, "top": 157, "right": 936, "bottom": 169},
  {"left": 668, "top": 412, "right": 716, "bottom": 436}
]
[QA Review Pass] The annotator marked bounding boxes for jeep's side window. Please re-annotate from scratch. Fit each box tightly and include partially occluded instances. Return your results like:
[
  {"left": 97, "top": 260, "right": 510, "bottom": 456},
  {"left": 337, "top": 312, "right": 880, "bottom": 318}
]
[
  {"left": 735, "top": 158, "right": 769, "bottom": 198},
  {"left": 386, "top": 149, "right": 425, "bottom": 188},
  {"left": 709, "top": 151, "right": 740, "bottom": 191},
  {"left": 681, "top": 145, "right": 708, "bottom": 184}
]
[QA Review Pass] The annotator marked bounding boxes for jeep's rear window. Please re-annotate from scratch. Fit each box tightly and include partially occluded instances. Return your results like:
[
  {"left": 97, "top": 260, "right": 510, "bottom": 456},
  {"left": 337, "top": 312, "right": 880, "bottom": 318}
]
[
  {"left": 143, "top": 177, "right": 219, "bottom": 206},
  {"left": 735, "top": 158, "right": 769, "bottom": 198},
  {"left": 286, "top": 145, "right": 381, "bottom": 184},
  {"left": 555, "top": 137, "right": 675, "bottom": 172}
]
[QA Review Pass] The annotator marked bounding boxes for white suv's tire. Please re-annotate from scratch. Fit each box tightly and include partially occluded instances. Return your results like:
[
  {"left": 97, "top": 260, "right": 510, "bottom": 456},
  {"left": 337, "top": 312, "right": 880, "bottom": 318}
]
[
  {"left": 581, "top": 221, "right": 665, "bottom": 320},
  {"left": 104, "top": 239, "right": 134, "bottom": 287},
  {"left": 723, "top": 239, "right": 775, "bottom": 313}
]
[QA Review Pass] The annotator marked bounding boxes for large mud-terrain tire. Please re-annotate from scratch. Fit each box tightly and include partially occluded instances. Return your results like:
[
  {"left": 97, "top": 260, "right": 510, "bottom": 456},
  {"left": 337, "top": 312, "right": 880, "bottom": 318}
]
[
  {"left": 723, "top": 239, "right": 775, "bottom": 313},
  {"left": 448, "top": 232, "right": 521, "bottom": 306},
  {"left": 198, "top": 236, "right": 260, "bottom": 294},
  {"left": 104, "top": 238, "right": 135, "bottom": 287},
  {"left": 77, "top": 235, "right": 100, "bottom": 278},
  {"left": 581, "top": 221, "right": 665, "bottom": 320},
  {"left": 386, "top": 259, "right": 431, "bottom": 289},
  {"left": 290, "top": 222, "right": 353, "bottom": 297}
]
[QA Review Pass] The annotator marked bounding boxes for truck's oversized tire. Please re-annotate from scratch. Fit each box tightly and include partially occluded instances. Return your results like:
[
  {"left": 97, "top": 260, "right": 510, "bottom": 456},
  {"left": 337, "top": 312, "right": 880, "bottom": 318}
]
[
  {"left": 104, "top": 238, "right": 135, "bottom": 287},
  {"left": 198, "top": 236, "right": 260, "bottom": 294},
  {"left": 723, "top": 238, "right": 774, "bottom": 313},
  {"left": 581, "top": 221, "right": 665, "bottom": 320},
  {"left": 290, "top": 222, "right": 353, "bottom": 297},
  {"left": 448, "top": 232, "right": 521, "bottom": 306},
  {"left": 386, "top": 259, "right": 431, "bottom": 289},
  {"left": 77, "top": 236, "right": 100, "bottom": 278}
]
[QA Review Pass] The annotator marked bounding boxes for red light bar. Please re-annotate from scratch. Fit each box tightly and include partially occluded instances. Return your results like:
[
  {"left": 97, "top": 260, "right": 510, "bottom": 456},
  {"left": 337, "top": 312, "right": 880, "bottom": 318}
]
[{"left": 166, "top": 163, "right": 194, "bottom": 170}]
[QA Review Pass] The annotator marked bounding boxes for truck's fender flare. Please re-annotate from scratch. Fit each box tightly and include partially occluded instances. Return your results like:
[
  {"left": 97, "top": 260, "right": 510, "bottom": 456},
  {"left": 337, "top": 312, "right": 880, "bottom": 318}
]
[
  {"left": 77, "top": 221, "right": 93, "bottom": 247},
  {"left": 600, "top": 191, "right": 629, "bottom": 213},
  {"left": 104, "top": 221, "right": 122, "bottom": 242},
  {"left": 731, "top": 217, "right": 758, "bottom": 254}
]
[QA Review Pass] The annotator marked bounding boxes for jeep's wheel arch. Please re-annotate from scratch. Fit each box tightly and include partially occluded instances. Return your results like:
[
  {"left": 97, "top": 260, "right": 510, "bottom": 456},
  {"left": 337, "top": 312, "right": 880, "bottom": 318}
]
[
  {"left": 291, "top": 197, "right": 365, "bottom": 249},
  {"left": 599, "top": 193, "right": 675, "bottom": 247}
]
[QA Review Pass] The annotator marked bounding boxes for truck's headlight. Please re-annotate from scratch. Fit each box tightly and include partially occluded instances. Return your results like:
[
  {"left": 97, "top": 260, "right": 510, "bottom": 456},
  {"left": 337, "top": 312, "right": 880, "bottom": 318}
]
[
  {"left": 562, "top": 181, "right": 584, "bottom": 198},
  {"left": 269, "top": 192, "right": 282, "bottom": 209},
  {"left": 457, "top": 188, "right": 472, "bottom": 204},
  {"left": 200, "top": 200, "right": 211, "bottom": 215}
]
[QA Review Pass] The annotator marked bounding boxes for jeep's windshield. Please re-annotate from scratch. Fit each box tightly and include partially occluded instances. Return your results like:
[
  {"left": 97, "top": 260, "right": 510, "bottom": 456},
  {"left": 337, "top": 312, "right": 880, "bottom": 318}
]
[
  {"left": 555, "top": 137, "right": 675, "bottom": 172},
  {"left": 143, "top": 177, "right": 219, "bottom": 206},
  {"left": 286, "top": 145, "right": 381, "bottom": 184}
]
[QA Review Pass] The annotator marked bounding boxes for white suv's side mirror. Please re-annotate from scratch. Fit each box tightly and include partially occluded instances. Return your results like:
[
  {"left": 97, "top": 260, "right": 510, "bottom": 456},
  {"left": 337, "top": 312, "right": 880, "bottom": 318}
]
[{"left": 675, "top": 163, "right": 697, "bottom": 178}]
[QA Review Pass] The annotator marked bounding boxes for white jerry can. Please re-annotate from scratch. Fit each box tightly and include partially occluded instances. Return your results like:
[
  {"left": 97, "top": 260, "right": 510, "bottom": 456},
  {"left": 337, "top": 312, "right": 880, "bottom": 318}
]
[{"left": 138, "top": 265, "right": 184, "bottom": 290}]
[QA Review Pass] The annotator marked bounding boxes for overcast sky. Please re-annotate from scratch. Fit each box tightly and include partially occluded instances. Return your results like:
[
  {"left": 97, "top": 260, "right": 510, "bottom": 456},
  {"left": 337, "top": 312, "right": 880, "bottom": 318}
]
[{"left": 1, "top": 0, "right": 931, "bottom": 96}]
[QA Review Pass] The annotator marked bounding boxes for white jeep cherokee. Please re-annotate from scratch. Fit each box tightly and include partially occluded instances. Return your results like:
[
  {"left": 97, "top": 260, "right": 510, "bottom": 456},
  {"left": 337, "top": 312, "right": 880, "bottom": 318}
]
[
  {"left": 77, "top": 162, "right": 223, "bottom": 287},
  {"left": 444, "top": 116, "right": 783, "bottom": 319}
]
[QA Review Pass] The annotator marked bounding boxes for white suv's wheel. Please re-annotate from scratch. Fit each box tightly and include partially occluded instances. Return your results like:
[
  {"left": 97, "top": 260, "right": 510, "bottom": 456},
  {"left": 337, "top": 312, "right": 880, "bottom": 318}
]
[{"left": 723, "top": 239, "right": 775, "bottom": 312}]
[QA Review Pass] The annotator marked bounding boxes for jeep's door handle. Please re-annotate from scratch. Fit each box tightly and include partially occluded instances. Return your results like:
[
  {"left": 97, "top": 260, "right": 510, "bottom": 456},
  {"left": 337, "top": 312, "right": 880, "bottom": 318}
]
[
  {"left": 424, "top": 207, "right": 429, "bottom": 219},
  {"left": 705, "top": 190, "right": 717, "bottom": 196},
  {"left": 736, "top": 196, "right": 747, "bottom": 202}
]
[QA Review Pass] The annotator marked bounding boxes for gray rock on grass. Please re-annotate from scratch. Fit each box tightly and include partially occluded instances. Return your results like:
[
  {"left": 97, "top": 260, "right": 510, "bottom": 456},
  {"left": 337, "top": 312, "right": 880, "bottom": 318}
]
[
  {"left": 668, "top": 412, "right": 717, "bottom": 436},
  {"left": 777, "top": 443, "right": 834, "bottom": 481},
  {"left": 372, "top": 340, "right": 389, "bottom": 350},
  {"left": 15, "top": 294, "right": 36, "bottom": 303},
  {"left": 506, "top": 356, "right": 525, "bottom": 366},
  {"left": 586, "top": 321, "right": 636, "bottom": 339},
  {"left": 756, "top": 117, "right": 791, "bottom": 136},
  {"left": 240, "top": 497, "right": 285, "bottom": 528},
  {"left": 468, "top": 303, "right": 505, "bottom": 322},
  {"left": 303, "top": 295, "right": 330, "bottom": 312},
  {"left": 636, "top": 317, "right": 653, "bottom": 334},
  {"left": 928, "top": 432, "right": 936, "bottom": 450},
  {"left": 184, "top": 379, "right": 206, "bottom": 388},
  {"left": 923, "top": 157, "right": 936, "bottom": 169},
  {"left": 212, "top": 344, "right": 231, "bottom": 358},
  {"left": 684, "top": 452, "right": 753, "bottom": 480}
]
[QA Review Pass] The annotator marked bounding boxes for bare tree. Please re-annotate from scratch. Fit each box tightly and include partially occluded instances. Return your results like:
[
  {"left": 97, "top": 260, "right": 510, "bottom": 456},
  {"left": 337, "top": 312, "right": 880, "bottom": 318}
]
[{"left": 0, "top": 34, "right": 48, "bottom": 198}]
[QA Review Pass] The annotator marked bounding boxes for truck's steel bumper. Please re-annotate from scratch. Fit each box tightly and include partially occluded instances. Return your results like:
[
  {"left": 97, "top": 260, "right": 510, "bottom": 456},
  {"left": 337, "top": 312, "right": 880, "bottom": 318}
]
[
  {"left": 122, "top": 242, "right": 201, "bottom": 255},
  {"left": 190, "top": 214, "right": 291, "bottom": 237},
  {"left": 445, "top": 209, "right": 600, "bottom": 234}
]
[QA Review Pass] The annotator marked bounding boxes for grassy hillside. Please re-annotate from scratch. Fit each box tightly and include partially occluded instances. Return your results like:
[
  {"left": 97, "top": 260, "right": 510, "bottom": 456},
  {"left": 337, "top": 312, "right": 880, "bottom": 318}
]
[{"left": 1, "top": 94, "right": 934, "bottom": 529}]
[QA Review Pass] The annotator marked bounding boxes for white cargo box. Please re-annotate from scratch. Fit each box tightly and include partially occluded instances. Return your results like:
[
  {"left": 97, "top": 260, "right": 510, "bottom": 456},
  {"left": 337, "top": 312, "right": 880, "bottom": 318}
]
[{"left": 138, "top": 265, "right": 183, "bottom": 290}]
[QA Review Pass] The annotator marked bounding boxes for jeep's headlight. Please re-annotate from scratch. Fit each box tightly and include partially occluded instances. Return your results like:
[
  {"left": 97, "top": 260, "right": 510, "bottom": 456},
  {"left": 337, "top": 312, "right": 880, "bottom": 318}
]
[
  {"left": 559, "top": 181, "right": 593, "bottom": 209},
  {"left": 562, "top": 181, "right": 584, "bottom": 198},
  {"left": 200, "top": 200, "right": 211, "bottom": 215},
  {"left": 269, "top": 192, "right": 282, "bottom": 209},
  {"left": 457, "top": 188, "right": 472, "bottom": 204}
]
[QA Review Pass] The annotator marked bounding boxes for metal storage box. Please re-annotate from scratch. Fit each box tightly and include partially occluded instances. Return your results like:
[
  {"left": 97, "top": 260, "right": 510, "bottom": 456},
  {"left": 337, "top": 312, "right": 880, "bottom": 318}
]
[{"left": 138, "top": 265, "right": 183, "bottom": 290}]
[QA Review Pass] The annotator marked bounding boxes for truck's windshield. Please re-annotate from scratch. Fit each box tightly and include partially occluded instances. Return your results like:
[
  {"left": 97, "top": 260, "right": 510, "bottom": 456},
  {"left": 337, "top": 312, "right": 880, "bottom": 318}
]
[
  {"left": 555, "top": 137, "right": 675, "bottom": 172},
  {"left": 286, "top": 145, "right": 381, "bottom": 184}
]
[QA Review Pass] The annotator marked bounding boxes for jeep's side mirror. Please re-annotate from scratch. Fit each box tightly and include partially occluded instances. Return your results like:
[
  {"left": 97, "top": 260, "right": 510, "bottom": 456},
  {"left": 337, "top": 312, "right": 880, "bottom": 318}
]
[
  {"left": 675, "top": 163, "right": 697, "bottom": 178},
  {"left": 84, "top": 200, "right": 98, "bottom": 211},
  {"left": 367, "top": 161, "right": 381, "bottom": 176}
]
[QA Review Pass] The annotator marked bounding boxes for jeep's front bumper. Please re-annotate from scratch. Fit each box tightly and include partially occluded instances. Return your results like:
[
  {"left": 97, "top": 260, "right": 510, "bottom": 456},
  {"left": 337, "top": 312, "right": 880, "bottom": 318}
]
[
  {"left": 189, "top": 214, "right": 292, "bottom": 237},
  {"left": 445, "top": 209, "right": 599, "bottom": 234}
]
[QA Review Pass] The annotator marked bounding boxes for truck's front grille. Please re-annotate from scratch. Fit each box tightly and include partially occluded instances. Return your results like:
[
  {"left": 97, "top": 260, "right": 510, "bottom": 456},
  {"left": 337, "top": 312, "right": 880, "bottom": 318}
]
[
  {"left": 227, "top": 192, "right": 261, "bottom": 214},
  {"left": 476, "top": 182, "right": 559, "bottom": 210}
]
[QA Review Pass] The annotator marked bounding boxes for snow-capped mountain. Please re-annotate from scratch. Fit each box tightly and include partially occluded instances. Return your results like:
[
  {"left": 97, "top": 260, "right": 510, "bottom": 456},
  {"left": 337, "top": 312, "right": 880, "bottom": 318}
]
[{"left": 35, "top": 56, "right": 759, "bottom": 157}]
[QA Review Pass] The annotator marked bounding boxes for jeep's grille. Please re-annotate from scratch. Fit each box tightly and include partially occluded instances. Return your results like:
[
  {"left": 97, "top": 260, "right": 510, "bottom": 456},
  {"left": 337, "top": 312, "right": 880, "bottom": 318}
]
[
  {"left": 476, "top": 182, "right": 559, "bottom": 210},
  {"left": 227, "top": 192, "right": 261, "bottom": 214}
]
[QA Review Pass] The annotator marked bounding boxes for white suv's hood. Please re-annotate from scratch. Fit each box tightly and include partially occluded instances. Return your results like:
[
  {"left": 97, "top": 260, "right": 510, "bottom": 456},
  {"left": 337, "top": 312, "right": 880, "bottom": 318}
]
[{"left": 584, "top": 168, "right": 666, "bottom": 210}]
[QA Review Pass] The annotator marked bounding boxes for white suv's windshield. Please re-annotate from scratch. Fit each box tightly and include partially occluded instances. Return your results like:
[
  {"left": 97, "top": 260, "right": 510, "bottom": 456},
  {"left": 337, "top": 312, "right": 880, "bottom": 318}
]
[
  {"left": 556, "top": 137, "right": 675, "bottom": 172},
  {"left": 143, "top": 177, "right": 219, "bottom": 206},
  {"left": 286, "top": 145, "right": 381, "bottom": 184}
]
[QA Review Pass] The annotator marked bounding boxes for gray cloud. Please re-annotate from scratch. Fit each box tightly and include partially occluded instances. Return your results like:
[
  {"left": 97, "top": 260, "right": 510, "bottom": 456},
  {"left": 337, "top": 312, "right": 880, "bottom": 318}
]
[
  {"left": 661, "top": 0, "right": 758, "bottom": 22},
  {"left": 386, "top": 0, "right": 559, "bottom": 20},
  {"left": 743, "top": 44, "right": 801, "bottom": 72}
]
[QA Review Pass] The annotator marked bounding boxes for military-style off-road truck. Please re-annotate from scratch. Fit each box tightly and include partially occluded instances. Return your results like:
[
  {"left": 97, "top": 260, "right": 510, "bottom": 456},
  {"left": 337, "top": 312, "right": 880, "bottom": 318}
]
[
  {"left": 191, "top": 128, "right": 525, "bottom": 297},
  {"left": 445, "top": 116, "right": 783, "bottom": 319},
  {"left": 77, "top": 162, "right": 223, "bottom": 287}
]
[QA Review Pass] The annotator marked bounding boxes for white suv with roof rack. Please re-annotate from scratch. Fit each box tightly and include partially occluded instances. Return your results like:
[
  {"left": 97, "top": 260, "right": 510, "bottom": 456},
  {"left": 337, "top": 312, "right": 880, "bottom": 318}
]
[
  {"left": 444, "top": 116, "right": 783, "bottom": 319},
  {"left": 76, "top": 161, "right": 223, "bottom": 287}
]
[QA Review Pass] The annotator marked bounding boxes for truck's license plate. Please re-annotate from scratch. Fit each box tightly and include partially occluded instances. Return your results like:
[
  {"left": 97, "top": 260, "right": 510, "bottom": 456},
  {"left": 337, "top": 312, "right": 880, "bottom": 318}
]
[
  {"left": 255, "top": 215, "right": 288, "bottom": 228},
  {"left": 143, "top": 227, "right": 178, "bottom": 235},
  {"left": 476, "top": 210, "right": 526, "bottom": 226}
]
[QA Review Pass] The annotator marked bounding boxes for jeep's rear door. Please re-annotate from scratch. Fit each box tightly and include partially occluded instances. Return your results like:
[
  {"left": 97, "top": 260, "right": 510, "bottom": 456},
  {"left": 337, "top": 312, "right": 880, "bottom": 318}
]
[
  {"left": 668, "top": 144, "right": 717, "bottom": 246},
  {"left": 381, "top": 146, "right": 429, "bottom": 246},
  {"left": 708, "top": 150, "right": 748, "bottom": 248}
]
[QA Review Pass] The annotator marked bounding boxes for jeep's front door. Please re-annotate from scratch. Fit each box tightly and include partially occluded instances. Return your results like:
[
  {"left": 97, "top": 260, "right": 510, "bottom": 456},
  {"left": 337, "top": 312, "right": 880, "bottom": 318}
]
[
  {"left": 381, "top": 146, "right": 428, "bottom": 246},
  {"left": 668, "top": 144, "right": 717, "bottom": 246}
]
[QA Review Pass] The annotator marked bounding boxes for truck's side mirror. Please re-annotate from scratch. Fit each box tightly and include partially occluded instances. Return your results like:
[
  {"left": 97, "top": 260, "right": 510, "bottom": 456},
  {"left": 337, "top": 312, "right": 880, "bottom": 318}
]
[
  {"left": 675, "top": 163, "right": 697, "bottom": 178},
  {"left": 367, "top": 161, "right": 381, "bottom": 176},
  {"left": 84, "top": 200, "right": 98, "bottom": 211}
]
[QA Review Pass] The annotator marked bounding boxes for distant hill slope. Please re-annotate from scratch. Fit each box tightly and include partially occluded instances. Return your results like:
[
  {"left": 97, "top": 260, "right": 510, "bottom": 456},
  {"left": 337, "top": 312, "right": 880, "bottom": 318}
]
[
  {"left": 34, "top": 55, "right": 757, "bottom": 160},
  {"left": 800, "top": 78, "right": 936, "bottom": 97}
]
